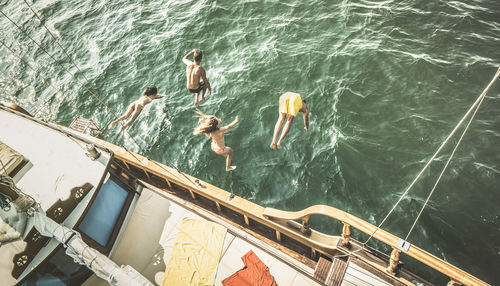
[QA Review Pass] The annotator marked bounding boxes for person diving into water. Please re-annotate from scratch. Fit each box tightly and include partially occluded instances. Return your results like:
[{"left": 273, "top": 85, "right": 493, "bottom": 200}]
[
  {"left": 194, "top": 110, "right": 238, "bottom": 171},
  {"left": 183, "top": 49, "right": 212, "bottom": 107},
  {"left": 108, "top": 86, "right": 164, "bottom": 134},
  {"left": 270, "top": 91, "right": 309, "bottom": 149}
]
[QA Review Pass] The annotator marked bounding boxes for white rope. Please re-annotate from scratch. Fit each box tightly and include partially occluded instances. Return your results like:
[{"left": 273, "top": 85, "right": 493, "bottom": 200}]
[
  {"left": 365, "top": 66, "right": 500, "bottom": 245},
  {"left": 404, "top": 68, "right": 498, "bottom": 240}
]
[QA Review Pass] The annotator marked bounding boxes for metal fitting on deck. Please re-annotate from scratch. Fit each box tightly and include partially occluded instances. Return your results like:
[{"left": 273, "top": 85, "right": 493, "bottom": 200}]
[{"left": 86, "top": 144, "right": 101, "bottom": 160}]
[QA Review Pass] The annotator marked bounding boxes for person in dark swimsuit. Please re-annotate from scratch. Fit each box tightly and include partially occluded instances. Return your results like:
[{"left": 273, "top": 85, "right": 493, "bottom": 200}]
[
  {"left": 188, "top": 81, "right": 206, "bottom": 94},
  {"left": 183, "top": 49, "right": 212, "bottom": 106}
]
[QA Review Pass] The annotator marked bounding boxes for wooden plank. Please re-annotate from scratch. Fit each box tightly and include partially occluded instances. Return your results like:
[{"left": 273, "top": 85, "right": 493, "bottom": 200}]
[
  {"left": 313, "top": 257, "right": 331, "bottom": 283},
  {"left": 325, "top": 258, "right": 347, "bottom": 286}
]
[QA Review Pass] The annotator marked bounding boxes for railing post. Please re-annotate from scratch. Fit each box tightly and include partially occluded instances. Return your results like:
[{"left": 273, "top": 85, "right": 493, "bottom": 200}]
[
  {"left": 301, "top": 215, "right": 311, "bottom": 236},
  {"left": 386, "top": 248, "right": 401, "bottom": 275},
  {"left": 165, "top": 179, "right": 173, "bottom": 189},
  {"left": 447, "top": 280, "right": 461, "bottom": 286},
  {"left": 342, "top": 223, "right": 351, "bottom": 248}
]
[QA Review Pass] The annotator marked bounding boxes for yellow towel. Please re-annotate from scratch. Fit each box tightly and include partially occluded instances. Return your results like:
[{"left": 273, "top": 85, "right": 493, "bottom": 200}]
[
  {"left": 0, "top": 141, "right": 24, "bottom": 176},
  {"left": 162, "top": 218, "right": 227, "bottom": 286}
]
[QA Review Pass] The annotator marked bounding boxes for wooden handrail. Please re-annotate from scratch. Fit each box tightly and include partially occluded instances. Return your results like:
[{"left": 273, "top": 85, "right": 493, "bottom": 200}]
[
  {"left": 82, "top": 133, "right": 488, "bottom": 286},
  {"left": 262, "top": 205, "right": 489, "bottom": 286},
  {"left": 3, "top": 105, "right": 489, "bottom": 286}
]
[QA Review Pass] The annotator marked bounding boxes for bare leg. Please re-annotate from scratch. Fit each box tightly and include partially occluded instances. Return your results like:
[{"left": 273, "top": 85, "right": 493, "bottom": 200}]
[
  {"left": 117, "top": 106, "right": 142, "bottom": 134},
  {"left": 109, "top": 104, "right": 134, "bottom": 129},
  {"left": 276, "top": 115, "right": 294, "bottom": 149},
  {"left": 221, "top": 147, "right": 236, "bottom": 171},
  {"left": 194, "top": 93, "right": 200, "bottom": 107},
  {"left": 270, "top": 113, "right": 286, "bottom": 149},
  {"left": 201, "top": 82, "right": 208, "bottom": 101}
]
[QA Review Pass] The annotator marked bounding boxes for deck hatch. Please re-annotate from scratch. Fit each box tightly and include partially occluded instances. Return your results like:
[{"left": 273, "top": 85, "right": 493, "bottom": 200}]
[{"left": 78, "top": 177, "right": 128, "bottom": 247}]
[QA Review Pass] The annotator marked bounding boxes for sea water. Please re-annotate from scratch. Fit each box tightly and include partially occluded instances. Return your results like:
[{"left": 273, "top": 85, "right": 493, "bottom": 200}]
[{"left": 1, "top": 0, "right": 499, "bottom": 284}]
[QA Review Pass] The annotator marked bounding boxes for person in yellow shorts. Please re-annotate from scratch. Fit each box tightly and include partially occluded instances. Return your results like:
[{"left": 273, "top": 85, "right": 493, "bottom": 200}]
[{"left": 270, "top": 92, "right": 309, "bottom": 149}]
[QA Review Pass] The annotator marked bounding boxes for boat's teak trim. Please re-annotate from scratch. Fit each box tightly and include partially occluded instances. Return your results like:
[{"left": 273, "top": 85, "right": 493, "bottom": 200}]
[
  {"left": 88, "top": 135, "right": 488, "bottom": 286},
  {"left": 2, "top": 106, "right": 487, "bottom": 286},
  {"left": 262, "top": 205, "right": 487, "bottom": 286}
]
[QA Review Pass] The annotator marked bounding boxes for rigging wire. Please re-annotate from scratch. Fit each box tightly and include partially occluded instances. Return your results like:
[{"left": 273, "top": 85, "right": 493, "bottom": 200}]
[
  {"left": 21, "top": 0, "right": 100, "bottom": 95},
  {"left": 364, "top": 66, "right": 500, "bottom": 246},
  {"left": 404, "top": 66, "right": 500, "bottom": 241},
  {"left": 0, "top": 9, "right": 120, "bottom": 119},
  {"left": 0, "top": 39, "right": 64, "bottom": 118},
  {"left": 16, "top": 2, "right": 202, "bottom": 190},
  {"left": 1, "top": 5, "right": 203, "bottom": 192},
  {"left": 0, "top": 39, "right": 64, "bottom": 97}
]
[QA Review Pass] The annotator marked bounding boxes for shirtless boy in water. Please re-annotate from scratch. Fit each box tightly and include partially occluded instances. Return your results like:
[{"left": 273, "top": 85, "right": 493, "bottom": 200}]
[{"left": 183, "top": 49, "right": 212, "bottom": 106}]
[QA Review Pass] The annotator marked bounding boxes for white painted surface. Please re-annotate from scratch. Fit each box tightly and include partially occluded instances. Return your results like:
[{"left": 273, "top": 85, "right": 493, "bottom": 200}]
[
  {"left": 0, "top": 110, "right": 108, "bottom": 210},
  {"left": 342, "top": 261, "right": 393, "bottom": 286},
  {"left": 0, "top": 109, "right": 110, "bottom": 285}
]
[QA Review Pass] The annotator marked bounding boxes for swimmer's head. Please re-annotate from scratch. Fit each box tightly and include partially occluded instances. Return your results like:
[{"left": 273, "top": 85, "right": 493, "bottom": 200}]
[
  {"left": 193, "top": 110, "right": 220, "bottom": 135},
  {"left": 194, "top": 50, "right": 203, "bottom": 63},
  {"left": 144, "top": 86, "right": 158, "bottom": 96}
]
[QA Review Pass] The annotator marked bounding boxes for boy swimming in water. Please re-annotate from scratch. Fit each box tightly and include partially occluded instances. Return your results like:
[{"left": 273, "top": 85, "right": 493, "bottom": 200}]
[
  {"left": 183, "top": 49, "right": 212, "bottom": 107},
  {"left": 194, "top": 110, "right": 238, "bottom": 171},
  {"left": 108, "top": 86, "right": 164, "bottom": 134}
]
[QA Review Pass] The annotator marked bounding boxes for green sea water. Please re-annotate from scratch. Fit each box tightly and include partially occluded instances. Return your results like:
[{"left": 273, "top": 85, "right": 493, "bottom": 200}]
[{"left": 1, "top": 0, "right": 499, "bottom": 284}]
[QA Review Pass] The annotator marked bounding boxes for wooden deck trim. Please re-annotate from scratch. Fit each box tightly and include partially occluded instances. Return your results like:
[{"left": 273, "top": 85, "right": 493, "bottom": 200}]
[
  {"left": 85, "top": 135, "right": 488, "bottom": 286},
  {"left": 262, "top": 205, "right": 488, "bottom": 286},
  {"left": 91, "top": 138, "right": 344, "bottom": 250}
]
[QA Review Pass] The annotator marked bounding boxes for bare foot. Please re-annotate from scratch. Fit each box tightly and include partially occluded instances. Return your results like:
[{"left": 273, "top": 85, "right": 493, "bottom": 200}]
[
  {"left": 270, "top": 142, "right": 276, "bottom": 149},
  {"left": 108, "top": 122, "right": 116, "bottom": 129},
  {"left": 277, "top": 143, "right": 282, "bottom": 149},
  {"left": 116, "top": 126, "right": 125, "bottom": 135},
  {"left": 226, "top": 166, "right": 237, "bottom": 171},
  {"left": 201, "top": 95, "right": 205, "bottom": 101}
]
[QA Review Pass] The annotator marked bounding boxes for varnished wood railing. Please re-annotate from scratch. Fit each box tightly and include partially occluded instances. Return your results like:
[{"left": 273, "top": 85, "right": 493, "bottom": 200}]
[
  {"left": 262, "top": 205, "right": 488, "bottom": 286},
  {"left": 1, "top": 102, "right": 490, "bottom": 286},
  {"left": 41, "top": 114, "right": 488, "bottom": 286}
]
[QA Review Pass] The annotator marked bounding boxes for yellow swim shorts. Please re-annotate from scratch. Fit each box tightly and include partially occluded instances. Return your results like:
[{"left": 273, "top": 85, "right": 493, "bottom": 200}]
[{"left": 279, "top": 92, "right": 303, "bottom": 116}]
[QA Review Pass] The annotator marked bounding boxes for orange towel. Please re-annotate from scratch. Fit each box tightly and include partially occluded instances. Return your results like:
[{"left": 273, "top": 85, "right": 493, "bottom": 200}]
[{"left": 222, "top": 250, "right": 278, "bottom": 286}]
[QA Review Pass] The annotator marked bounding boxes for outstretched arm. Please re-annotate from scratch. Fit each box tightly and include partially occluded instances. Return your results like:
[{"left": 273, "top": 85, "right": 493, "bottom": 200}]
[
  {"left": 201, "top": 68, "right": 212, "bottom": 96},
  {"left": 182, "top": 49, "right": 196, "bottom": 65},
  {"left": 152, "top": 94, "right": 165, "bottom": 99},
  {"left": 221, "top": 116, "right": 238, "bottom": 131}
]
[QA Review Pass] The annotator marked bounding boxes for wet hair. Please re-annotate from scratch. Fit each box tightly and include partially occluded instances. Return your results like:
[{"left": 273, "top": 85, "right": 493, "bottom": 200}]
[
  {"left": 194, "top": 50, "right": 203, "bottom": 62},
  {"left": 193, "top": 110, "right": 219, "bottom": 136},
  {"left": 144, "top": 86, "right": 157, "bottom": 96}
]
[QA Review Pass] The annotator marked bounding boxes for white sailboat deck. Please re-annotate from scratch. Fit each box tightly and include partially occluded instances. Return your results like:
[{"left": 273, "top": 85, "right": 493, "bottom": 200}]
[
  {"left": 85, "top": 184, "right": 392, "bottom": 286},
  {"left": 0, "top": 108, "right": 110, "bottom": 285},
  {"left": 1, "top": 107, "right": 393, "bottom": 286}
]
